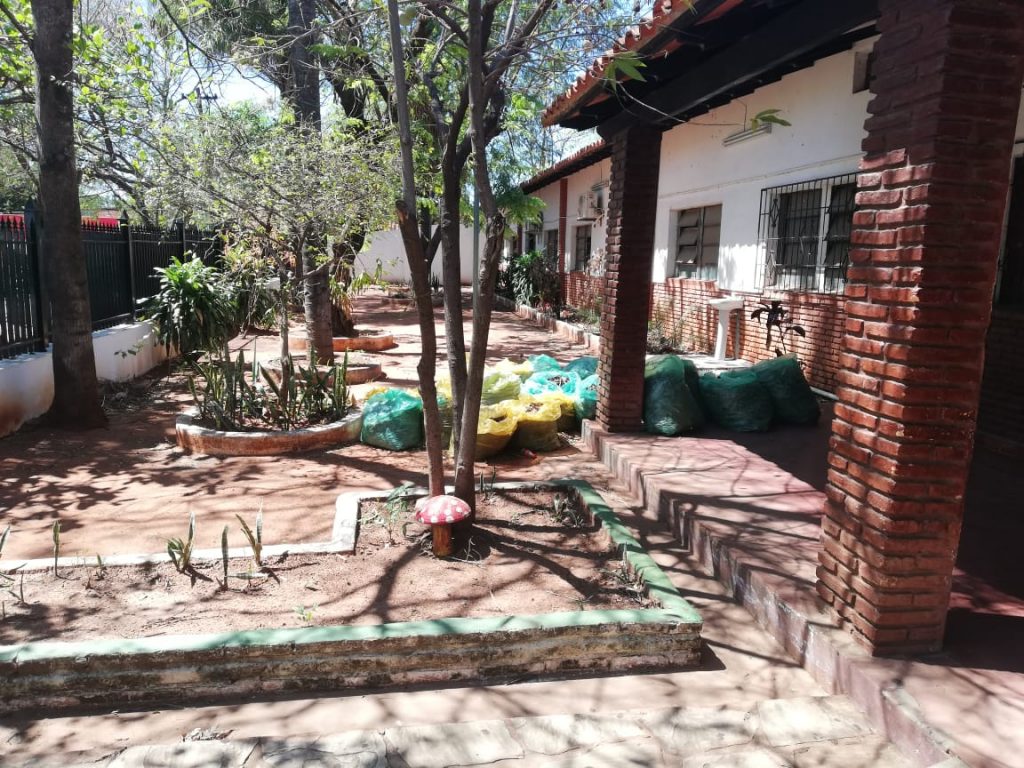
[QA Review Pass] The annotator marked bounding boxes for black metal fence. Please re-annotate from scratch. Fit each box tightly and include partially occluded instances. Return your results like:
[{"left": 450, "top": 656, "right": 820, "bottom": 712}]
[{"left": 0, "top": 206, "right": 222, "bottom": 360}]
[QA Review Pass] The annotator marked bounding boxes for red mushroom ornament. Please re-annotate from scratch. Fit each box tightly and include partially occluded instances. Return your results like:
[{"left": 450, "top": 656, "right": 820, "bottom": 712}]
[{"left": 415, "top": 495, "right": 471, "bottom": 557}]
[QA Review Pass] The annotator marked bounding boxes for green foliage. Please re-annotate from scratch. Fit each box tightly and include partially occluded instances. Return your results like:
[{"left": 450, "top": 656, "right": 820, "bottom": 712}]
[
  {"left": 236, "top": 506, "right": 264, "bottom": 567},
  {"left": 51, "top": 520, "right": 60, "bottom": 576},
  {"left": 167, "top": 511, "right": 196, "bottom": 575},
  {"left": 0, "top": 525, "right": 9, "bottom": 562},
  {"left": 750, "top": 109, "right": 791, "bottom": 129},
  {"left": 221, "top": 241, "right": 278, "bottom": 331},
  {"left": 501, "top": 250, "right": 561, "bottom": 311},
  {"left": 188, "top": 350, "right": 351, "bottom": 432},
  {"left": 144, "top": 256, "right": 237, "bottom": 360}
]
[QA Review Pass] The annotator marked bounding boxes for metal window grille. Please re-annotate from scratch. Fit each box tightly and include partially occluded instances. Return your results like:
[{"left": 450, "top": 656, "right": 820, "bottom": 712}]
[
  {"left": 758, "top": 173, "right": 857, "bottom": 293},
  {"left": 545, "top": 229, "right": 559, "bottom": 262},
  {"left": 674, "top": 204, "right": 722, "bottom": 281},
  {"left": 574, "top": 225, "right": 592, "bottom": 271}
]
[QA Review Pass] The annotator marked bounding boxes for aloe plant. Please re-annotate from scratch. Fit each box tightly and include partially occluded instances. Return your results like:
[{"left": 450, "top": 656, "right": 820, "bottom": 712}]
[
  {"left": 167, "top": 511, "right": 196, "bottom": 575},
  {"left": 51, "top": 520, "right": 61, "bottom": 576},
  {"left": 236, "top": 505, "right": 264, "bottom": 567}
]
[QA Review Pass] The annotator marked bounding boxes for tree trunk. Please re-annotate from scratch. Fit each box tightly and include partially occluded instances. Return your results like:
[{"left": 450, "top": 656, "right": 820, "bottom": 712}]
[
  {"left": 387, "top": 0, "right": 444, "bottom": 497},
  {"left": 439, "top": 178, "right": 467, "bottom": 453},
  {"left": 287, "top": 0, "right": 333, "bottom": 364},
  {"left": 31, "top": 0, "right": 106, "bottom": 430}
]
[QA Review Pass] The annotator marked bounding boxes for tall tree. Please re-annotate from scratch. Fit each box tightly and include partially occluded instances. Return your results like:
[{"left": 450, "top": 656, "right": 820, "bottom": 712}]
[
  {"left": 25, "top": 0, "right": 106, "bottom": 427},
  {"left": 385, "top": 1, "right": 626, "bottom": 516}
]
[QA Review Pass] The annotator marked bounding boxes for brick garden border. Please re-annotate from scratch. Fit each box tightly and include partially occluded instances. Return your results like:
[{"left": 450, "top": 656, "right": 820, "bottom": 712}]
[
  {"left": 175, "top": 408, "right": 363, "bottom": 457},
  {"left": 0, "top": 481, "right": 702, "bottom": 714}
]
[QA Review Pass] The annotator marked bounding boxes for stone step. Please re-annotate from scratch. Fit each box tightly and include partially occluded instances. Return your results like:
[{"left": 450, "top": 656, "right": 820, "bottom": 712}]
[{"left": 23, "top": 695, "right": 919, "bottom": 768}]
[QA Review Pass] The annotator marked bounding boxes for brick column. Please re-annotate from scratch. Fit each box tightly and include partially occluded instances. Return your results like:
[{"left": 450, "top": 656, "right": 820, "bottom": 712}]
[
  {"left": 558, "top": 178, "right": 569, "bottom": 304},
  {"left": 818, "top": 0, "right": 1024, "bottom": 655},
  {"left": 597, "top": 126, "right": 662, "bottom": 432}
]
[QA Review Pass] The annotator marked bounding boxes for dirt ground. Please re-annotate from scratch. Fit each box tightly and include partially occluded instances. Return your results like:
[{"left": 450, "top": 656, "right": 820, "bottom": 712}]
[
  {"left": 0, "top": 489, "right": 645, "bottom": 645},
  {"left": 0, "top": 290, "right": 609, "bottom": 562}
]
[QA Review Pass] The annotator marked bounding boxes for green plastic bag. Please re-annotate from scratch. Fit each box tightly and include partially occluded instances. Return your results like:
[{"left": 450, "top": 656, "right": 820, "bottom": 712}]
[
  {"left": 680, "top": 357, "right": 703, "bottom": 409},
  {"left": 575, "top": 373, "right": 599, "bottom": 421},
  {"left": 360, "top": 389, "right": 424, "bottom": 450},
  {"left": 529, "top": 353, "right": 561, "bottom": 372},
  {"left": 482, "top": 370, "right": 522, "bottom": 405},
  {"left": 565, "top": 356, "right": 598, "bottom": 379},
  {"left": 750, "top": 355, "right": 820, "bottom": 425},
  {"left": 644, "top": 355, "right": 704, "bottom": 435},
  {"left": 699, "top": 371, "right": 774, "bottom": 432}
]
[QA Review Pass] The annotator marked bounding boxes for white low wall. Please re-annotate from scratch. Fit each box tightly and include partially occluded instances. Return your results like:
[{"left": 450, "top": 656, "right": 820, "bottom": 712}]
[
  {"left": 0, "top": 321, "right": 169, "bottom": 438},
  {"left": 356, "top": 224, "right": 488, "bottom": 285}
]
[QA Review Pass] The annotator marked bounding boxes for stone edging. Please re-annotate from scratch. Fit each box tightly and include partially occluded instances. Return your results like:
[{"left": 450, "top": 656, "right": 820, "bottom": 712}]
[
  {"left": 175, "top": 408, "right": 363, "bottom": 456},
  {"left": 0, "top": 480, "right": 702, "bottom": 714},
  {"left": 287, "top": 333, "right": 397, "bottom": 353},
  {"left": 514, "top": 304, "right": 601, "bottom": 354}
]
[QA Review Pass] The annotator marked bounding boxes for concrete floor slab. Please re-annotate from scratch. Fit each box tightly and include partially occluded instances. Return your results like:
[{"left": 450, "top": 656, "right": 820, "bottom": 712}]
[
  {"left": 383, "top": 720, "right": 524, "bottom": 767},
  {"left": 756, "top": 696, "right": 873, "bottom": 748}
]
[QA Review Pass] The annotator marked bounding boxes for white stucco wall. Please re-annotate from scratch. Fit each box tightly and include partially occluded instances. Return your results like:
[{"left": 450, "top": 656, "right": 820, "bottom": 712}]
[
  {"left": 565, "top": 158, "right": 612, "bottom": 271},
  {"left": 355, "top": 225, "right": 487, "bottom": 285},
  {"left": 526, "top": 43, "right": 878, "bottom": 293},
  {"left": 0, "top": 321, "right": 169, "bottom": 437},
  {"left": 651, "top": 45, "right": 873, "bottom": 291}
]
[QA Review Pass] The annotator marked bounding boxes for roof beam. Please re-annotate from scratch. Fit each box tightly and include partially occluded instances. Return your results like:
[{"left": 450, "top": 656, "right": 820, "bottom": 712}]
[{"left": 596, "top": 0, "right": 878, "bottom": 140}]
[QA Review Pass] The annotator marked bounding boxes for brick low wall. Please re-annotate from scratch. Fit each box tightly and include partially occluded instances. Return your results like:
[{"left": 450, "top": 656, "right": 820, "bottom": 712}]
[
  {"left": 978, "top": 307, "right": 1024, "bottom": 452},
  {"left": 647, "top": 279, "right": 846, "bottom": 393}
]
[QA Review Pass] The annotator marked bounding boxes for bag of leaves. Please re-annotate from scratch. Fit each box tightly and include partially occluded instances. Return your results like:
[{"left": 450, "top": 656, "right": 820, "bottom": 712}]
[
  {"left": 575, "top": 373, "right": 600, "bottom": 421},
  {"left": 523, "top": 370, "right": 581, "bottom": 431},
  {"left": 481, "top": 370, "right": 522, "bottom": 405},
  {"left": 680, "top": 357, "right": 703, "bottom": 409},
  {"left": 512, "top": 397, "right": 562, "bottom": 452},
  {"left": 565, "top": 356, "right": 599, "bottom": 379},
  {"left": 644, "top": 355, "right": 704, "bottom": 435},
  {"left": 494, "top": 358, "right": 535, "bottom": 381},
  {"left": 750, "top": 355, "right": 820, "bottom": 425},
  {"left": 475, "top": 401, "right": 520, "bottom": 459},
  {"left": 360, "top": 389, "right": 424, "bottom": 450},
  {"left": 699, "top": 371, "right": 774, "bottom": 432},
  {"left": 529, "top": 353, "right": 562, "bottom": 372}
]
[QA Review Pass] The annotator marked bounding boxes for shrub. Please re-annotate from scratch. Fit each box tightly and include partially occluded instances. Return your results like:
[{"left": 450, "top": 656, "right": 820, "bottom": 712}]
[{"left": 143, "top": 256, "right": 238, "bottom": 360}]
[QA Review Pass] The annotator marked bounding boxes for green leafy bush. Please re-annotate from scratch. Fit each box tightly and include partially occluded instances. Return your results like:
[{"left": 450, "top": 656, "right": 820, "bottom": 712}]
[
  {"left": 501, "top": 249, "right": 561, "bottom": 311},
  {"left": 143, "top": 256, "right": 238, "bottom": 360}
]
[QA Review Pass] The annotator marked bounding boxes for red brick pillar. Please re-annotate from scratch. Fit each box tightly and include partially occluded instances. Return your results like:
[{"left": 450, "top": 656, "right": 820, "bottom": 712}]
[
  {"left": 597, "top": 126, "right": 662, "bottom": 432},
  {"left": 818, "top": 0, "right": 1024, "bottom": 655},
  {"left": 558, "top": 178, "right": 569, "bottom": 304}
]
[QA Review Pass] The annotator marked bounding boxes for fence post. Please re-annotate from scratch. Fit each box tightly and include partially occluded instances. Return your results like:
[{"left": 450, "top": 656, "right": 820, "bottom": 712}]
[
  {"left": 175, "top": 219, "right": 186, "bottom": 260},
  {"left": 23, "top": 200, "right": 49, "bottom": 351},
  {"left": 121, "top": 211, "right": 136, "bottom": 320}
]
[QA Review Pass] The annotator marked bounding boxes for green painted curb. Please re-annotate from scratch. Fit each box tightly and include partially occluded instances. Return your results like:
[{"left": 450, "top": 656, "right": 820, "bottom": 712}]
[{"left": 0, "top": 481, "right": 701, "bottom": 666}]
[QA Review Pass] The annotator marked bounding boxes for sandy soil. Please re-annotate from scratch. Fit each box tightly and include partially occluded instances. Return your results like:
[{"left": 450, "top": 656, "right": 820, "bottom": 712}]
[
  {"left": 0, "top": 490, "right": 644, "bottom": 645},
  {"left": 0, "top": 290, "right": 605, "bottom": 562}
]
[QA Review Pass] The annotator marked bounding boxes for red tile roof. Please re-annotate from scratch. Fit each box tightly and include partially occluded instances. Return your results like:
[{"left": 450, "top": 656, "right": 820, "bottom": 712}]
[
  {"left": 542, "top": 0, "right": 746, "bottom": 127},
  {"left": 520, "top": 140, "right": 611, "bottom": 193}
]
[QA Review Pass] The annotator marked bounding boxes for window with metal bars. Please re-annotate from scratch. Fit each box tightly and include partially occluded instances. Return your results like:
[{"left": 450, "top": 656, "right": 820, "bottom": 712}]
[
  {"left": 674, "top": 204, "right": 722, "bottom": 280},
  {"left": 544, "top": 229, "right": 559, "bottom": 262},
  {"left": 759, "top": 173, "right": 857, "bottom": 293},
  {"left": 573, "top": 225, "right": 592, "bottom": 271}
]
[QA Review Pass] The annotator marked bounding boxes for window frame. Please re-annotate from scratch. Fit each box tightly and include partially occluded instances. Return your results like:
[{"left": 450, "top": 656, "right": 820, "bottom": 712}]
[
  {"left": 573, "top": 224, "right": 593, "bottom": 272},
  {"left": 673, "top": 204, "right": 722, "bottom": 281},
  {"left": 759, "top": 172, "right": 858, "bottom": 294}
]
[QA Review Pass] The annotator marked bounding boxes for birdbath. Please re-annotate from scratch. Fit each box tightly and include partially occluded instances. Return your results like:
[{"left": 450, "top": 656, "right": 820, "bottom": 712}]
[{"left": 415, "top": 495, "right": 471, "bottom": 558}]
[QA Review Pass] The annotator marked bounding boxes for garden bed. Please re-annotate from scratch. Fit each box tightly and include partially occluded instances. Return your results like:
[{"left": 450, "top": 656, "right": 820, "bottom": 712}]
[
  {"left": 175, "top": 408, "right": 363, "bottom": 456},
  {"left": 259, "top": 355, "right": 383, "bottom": 386},
  {"left": 0, "top": 482, "right": 702, "bottom": 712},
  {"left": 287, "top": 330, "right": 397, "bottom": 354}
]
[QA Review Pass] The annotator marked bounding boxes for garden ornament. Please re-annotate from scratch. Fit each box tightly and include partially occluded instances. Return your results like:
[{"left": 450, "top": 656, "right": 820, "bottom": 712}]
[{"left": 415, "top": 495, "right": 471, "bottom": 558}]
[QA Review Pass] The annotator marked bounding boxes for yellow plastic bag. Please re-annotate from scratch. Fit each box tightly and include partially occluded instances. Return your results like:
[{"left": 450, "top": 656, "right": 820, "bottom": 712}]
[
  {"left": 512, "top": 397, "right": 562, "bottom": 452},
  {"left": 494, "top": 358, "right": 535, "bottom": 381},
  {"left": 475, "top": 401, "right": 520, "bottom": 459},
  {"left": 526, "top": 389, "right": 576, "bottom": 432}
]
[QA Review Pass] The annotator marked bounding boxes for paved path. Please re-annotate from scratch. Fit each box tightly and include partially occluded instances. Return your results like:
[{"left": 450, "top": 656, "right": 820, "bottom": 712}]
[{"left": 19, "top": 695, "right": 916, "bottom": 768}]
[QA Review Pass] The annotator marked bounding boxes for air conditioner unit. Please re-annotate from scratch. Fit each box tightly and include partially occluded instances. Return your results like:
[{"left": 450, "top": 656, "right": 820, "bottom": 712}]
[{"left": 577, "top": 191, "right": 601, "bottom": 221}]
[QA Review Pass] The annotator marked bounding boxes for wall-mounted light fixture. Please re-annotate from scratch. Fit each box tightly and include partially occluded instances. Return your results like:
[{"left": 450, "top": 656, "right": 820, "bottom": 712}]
[{"left": 723, "top": 123, "right": 772, "bottom": 147}]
